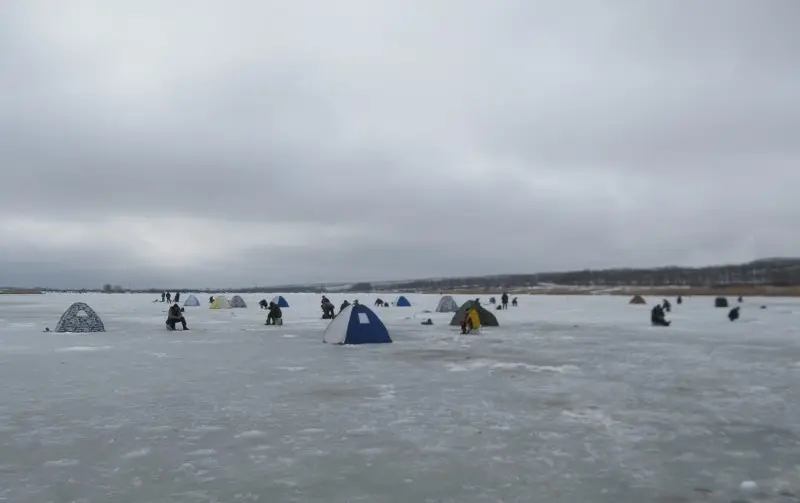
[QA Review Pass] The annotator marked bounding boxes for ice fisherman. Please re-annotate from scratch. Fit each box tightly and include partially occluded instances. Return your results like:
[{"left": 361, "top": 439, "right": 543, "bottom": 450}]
[
  {"left": 174, "top": 292, "right": 181, "bottom": 303},
  {"left": 166, "top": 303, "right": 189, "bottom": 331},
  {"left": 501, "top": 292, "right": 509, "bottom": 309},
  {"left": 650, "top": 304, "right": 670, "bottom": 326},
  {"left": 728, "top": 306, "right": 740, "bottom": 322},
  {"left": 321, "top": 296, "right": 335, "bottom": 319},
  {"left": 266, "top": 302, "right": 283, "bottom": 325},
  {"left": 662, "top": 299, "right": 671, "bottom": 312},
  {"left": 461, "top": 307, "right": 480, "bottom": 334}
]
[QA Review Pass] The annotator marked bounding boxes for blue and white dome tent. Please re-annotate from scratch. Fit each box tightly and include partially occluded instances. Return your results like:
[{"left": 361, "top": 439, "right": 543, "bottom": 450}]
[
  {"left": 271, "top": 295, "right": 290, "bottom": 308},
  {"left": 323, "top": 302, "right": 392, "bottom": 345}
]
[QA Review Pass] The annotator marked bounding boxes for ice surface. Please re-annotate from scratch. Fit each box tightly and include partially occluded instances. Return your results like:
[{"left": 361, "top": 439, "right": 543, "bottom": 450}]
[{"left": 1, "top": 293, "right": 800, "bottom": 502}]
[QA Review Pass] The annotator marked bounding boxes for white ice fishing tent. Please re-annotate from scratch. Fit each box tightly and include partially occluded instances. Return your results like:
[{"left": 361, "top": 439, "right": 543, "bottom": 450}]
[
  {"left": 435, "top": 296, "right": 459, "bottom": 313},
  {"left": 230, "top": 295, "right": 247, "bottom": 308},
  {"left": 183, "top": 295, "right": 200, "bottom": 307},
  {"left": 323, "top": 303, "right": 392, "bottom": 345}
]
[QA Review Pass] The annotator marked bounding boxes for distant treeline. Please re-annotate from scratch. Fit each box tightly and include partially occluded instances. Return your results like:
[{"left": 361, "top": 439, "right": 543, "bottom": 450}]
[{"left": 17, "top": 257, "right": 800, "bottom": 294}]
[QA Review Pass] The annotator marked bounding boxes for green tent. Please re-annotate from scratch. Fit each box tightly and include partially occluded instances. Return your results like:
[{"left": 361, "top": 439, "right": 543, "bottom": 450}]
[{"left": 449, "top": 300, "right": 499, "bottom": 327}]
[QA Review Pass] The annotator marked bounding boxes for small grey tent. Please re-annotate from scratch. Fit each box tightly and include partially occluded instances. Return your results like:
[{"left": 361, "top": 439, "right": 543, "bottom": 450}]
[
  {"left": 435, "top": 296, "right": 459, "bottom": 313},
  {"left": 183, "top": 295, "right": 200, "bottom": 307},
  {"left": 55, "top": 302, "right": 105, "bottom": 333},
  {"left": 629, "top": 295, "right": 646, "bottom": 305},
  {"left": 449, "top": 300, "right": 499, "bottom": 327},
  {"left": 230, "top": 295, "right": 247, "bottom": 308},
  {"left": 714, "top": 297, "right": 728, "bottom": 308}
]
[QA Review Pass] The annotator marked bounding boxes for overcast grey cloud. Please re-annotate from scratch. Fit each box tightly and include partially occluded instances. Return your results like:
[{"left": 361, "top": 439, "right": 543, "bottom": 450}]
[{"left": 2, "top": 0, "right": 799, "bottom": 289}]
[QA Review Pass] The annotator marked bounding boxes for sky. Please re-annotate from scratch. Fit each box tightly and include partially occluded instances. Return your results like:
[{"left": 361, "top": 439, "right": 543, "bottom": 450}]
[{"left": 2, "top": 1, "right": 799, "bottom": 289}]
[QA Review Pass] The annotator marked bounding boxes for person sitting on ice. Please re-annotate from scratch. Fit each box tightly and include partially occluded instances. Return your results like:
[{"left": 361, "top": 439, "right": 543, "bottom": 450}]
[
  {"left": 166, "top": 303, "right": 189, "bottom": 331},
  {"left": 421, "top": 318, "right": 433, "bottom": 325},
  {"left": 374, "top": 298, "right": 385, "bottom": 307},
  {"left": 265, "top": 302, "right": 283, "bottom": 325},
  {"left": 650, "top": 304, "right": 670, "bottom": 326},
  {"left": 259, "top": 299, "right": 268, "bottom": 309},
  {"left": 728, "top": 306, "right": 740, "bottom": 322},
  {"left": 662, "top": 299, "right": 671, "bottom": 312},
  {"left": 511, "top": 297, "right": 518, "bottom": 307},
  {"left": 339, "top": 300, "right": 350, "bottom": 314}
]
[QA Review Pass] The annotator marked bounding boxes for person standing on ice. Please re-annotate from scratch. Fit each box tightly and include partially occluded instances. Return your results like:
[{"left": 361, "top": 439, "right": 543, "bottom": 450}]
[
  {"left": 166, "top": 292, "right": 171, "bottom": 303},
  {"left": 161, "top": 291, "right": 166, "bottom": 302},
  {"left": 166, "top": 303, "right": 189, "bottom": 331},
  {"left": 501, "top": 292, "right": 509, "bottom": 309},
  {"left": 321, "top": 297, "right": 335, "bottom": 319},
  {"left": 174, "top": 292, "right": 180, "bottom": 304}
]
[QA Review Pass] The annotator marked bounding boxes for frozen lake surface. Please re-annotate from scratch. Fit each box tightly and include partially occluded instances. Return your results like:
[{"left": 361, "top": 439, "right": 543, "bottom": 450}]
[{"left": 1, "top": 292, "right": 800, "bottom": 502}]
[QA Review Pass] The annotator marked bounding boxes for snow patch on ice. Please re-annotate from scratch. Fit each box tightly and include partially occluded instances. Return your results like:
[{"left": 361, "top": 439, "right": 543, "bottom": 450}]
[
  {"left": 299, "top": 428, "right": 324, "bottom": 434},
  {"left": 235, "top": 430, "right": 267, "bottom": 439},
  {"left": 445, "top": 359, "right": 578, "bottom": 373},
  {"left": 43, "top": 458, "right": 79, "bottom": 467},
  {"left": 489, "top": 362, "right": 579, "bottom": 373},
  {"left": 276, "top": 366, "right": 306, "bottom": 372},
  {"left": 56, "top": 346, "right": 113, "bottom": 353},
  {"left": 121, "top": 447, "right": 151, "bottom": 459},
  {"left": 186, "top": 449, "right": 217, "bottom": 457}
]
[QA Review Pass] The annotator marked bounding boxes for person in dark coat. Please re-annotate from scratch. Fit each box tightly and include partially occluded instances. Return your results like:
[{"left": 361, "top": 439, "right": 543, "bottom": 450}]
[
  {"left": 174, "top": 292, "right": 180, "bottom": 303},
  {"left": 321, "top": 297, "right": 335, "bottom": 319},
  {"left": 501, "top": 292, "right": 509, "bottom": 309},
  {"left": 728, "top": 306, "right": 740, "bottom": 321},
  {"left": 511, "top": 297, "right": 518, "bottom": 307},
  {"left": 259, "top": 299, "right": 268, "bottom": 309},
  {"left": 266, "top": 302, "right": 283, "bottom": 325},
  {"left": 662, "top": 299, "right": 671, "bottom": 312},
  {"left": 651, "top": 304, "right": 670, "bottom": 326},
  {"left": 166, "top": 303, "right": 189, "bottom": 331}
]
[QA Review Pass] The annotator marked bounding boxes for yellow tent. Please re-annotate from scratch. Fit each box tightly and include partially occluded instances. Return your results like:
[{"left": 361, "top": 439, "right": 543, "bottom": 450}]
[{"left": 209, "top": 295, "right": 231, "bottom": 309}]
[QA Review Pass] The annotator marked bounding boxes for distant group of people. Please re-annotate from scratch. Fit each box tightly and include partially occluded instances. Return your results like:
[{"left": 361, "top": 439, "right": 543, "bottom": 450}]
[
  {"left": 160, "top": 291, "right": 180, "bottom": 303},
  {"left": 650, "top": 295, "right": 745, "bottom": 327},
  {"left": 320, "top": 296, "right": 360, "bottom": 319}
]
